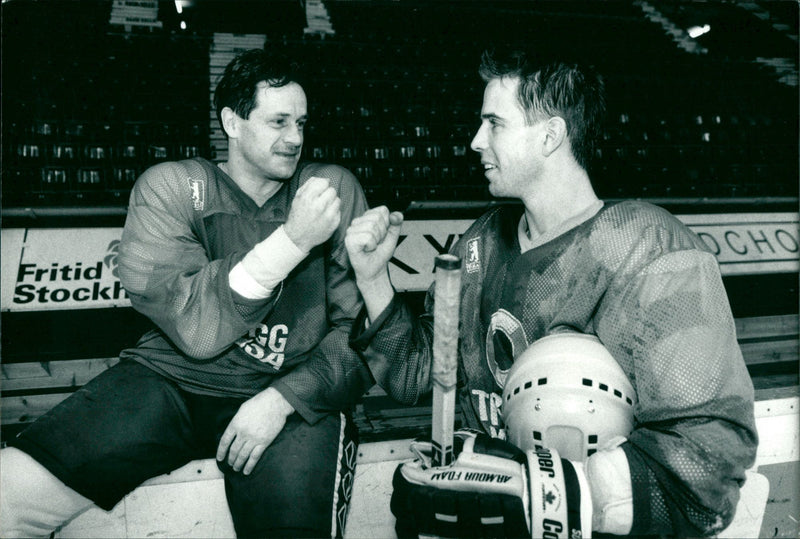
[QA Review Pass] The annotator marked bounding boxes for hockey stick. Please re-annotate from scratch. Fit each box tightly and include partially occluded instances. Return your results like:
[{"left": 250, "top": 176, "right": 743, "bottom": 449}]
[{"left": 431, "top": 253, "right": 462, "bottom": 467}]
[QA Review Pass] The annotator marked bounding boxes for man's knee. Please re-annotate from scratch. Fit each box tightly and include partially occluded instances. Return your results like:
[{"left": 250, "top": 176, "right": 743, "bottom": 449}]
[
  {"left": 223, "top": 413, "right": 357, "bottom": 538},
  {"left": 0, "top": 447, "right": 94, "bottom": 538}
]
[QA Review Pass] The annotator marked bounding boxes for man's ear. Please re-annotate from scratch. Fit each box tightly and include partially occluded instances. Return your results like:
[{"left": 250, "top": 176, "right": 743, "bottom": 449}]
[
  {"left": 220, "top": 107, "right": 239, "bottom": 139},
  {"left": 542, "top": 116, "right": 567, "bottom": 157}
]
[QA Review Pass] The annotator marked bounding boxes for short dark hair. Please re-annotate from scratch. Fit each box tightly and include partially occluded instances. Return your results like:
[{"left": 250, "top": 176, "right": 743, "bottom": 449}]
[
  {"left": 214, "top": 48, "right": 304, "bottom": 136},
  {"left": 479, "top": 49, "right": 606, "bottom": 170}
]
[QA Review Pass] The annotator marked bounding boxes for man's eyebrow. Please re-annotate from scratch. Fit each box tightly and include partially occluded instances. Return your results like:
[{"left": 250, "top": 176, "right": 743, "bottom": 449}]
[
  {"left": 267, "top": 113, "right": 309, "bottom": 120},
  {"left": 480, "top": 113, "right": 503, "bottom": 121}
]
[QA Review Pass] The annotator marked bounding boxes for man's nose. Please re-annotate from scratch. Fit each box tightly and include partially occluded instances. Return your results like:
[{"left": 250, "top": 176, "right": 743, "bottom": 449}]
[
  {"left": 470, "top": 124, "right": 486, "bottom": 153},
  {"left": 284, "top": 123, "right": 303, "bottom": 146}
]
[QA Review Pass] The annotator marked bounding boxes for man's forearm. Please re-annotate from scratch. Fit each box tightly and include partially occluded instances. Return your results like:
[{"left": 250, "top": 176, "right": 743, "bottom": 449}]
[{"left": 356, "top": 270, "right": 395, "bottom": 323}]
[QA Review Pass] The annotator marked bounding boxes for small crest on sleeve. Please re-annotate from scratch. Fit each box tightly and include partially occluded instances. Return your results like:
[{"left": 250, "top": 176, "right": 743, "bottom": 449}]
[
  {"left": 466, "top": 237, "right": 481, "bottom": 273},
  {"left": 189, "top": 178, "right": 205, "bottom": 211}
]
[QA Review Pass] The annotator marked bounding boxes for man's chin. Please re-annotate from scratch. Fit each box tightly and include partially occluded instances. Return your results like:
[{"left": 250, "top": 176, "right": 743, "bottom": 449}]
[
  {"left": 487, "top": 182, "right": 504, "bottom": 198},
  {"left": 272, "top": 163, "right": 299, "bottom": 181}
]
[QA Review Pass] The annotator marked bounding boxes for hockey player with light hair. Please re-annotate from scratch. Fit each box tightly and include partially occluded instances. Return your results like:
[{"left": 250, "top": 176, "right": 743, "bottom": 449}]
[{"left": 345, "top": 48, "right": 758, "bottom": 537}]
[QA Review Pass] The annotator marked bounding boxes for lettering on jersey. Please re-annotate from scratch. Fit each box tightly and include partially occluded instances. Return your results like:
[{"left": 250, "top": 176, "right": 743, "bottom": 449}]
[
  {"left": 485, "top": 309, "right": 529, "bottom": 388},
  {"left": 466, "top": 237, "right": 481, "bottom": 273},
  {"left": 189, "top": 178, "right": 205, "bottom": 211},
  {"left": 471, "top": 389, "right": 506, "bottom": 439},
  {"left": 236, "top": 323, "right": 288, "bottom": 369}
]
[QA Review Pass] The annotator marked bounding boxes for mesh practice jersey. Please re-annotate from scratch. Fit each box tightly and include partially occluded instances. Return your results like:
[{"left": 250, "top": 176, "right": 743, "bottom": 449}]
[
  {"left": 118, "top": 157, "right": 373, "bottom": 424},
  {"left": 352, "top": 201, "right": 758, "bottom": 536}
]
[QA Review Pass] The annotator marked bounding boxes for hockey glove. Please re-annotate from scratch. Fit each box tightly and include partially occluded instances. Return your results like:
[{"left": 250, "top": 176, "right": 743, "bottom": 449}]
[{"left": 391, "top": 429, "right": 592, "bottom": 539}]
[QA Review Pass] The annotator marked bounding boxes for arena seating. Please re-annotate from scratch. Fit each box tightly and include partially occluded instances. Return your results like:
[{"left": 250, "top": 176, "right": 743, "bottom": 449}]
[{"left": 2, "top": 0, "right": 797, "bottom": 211}]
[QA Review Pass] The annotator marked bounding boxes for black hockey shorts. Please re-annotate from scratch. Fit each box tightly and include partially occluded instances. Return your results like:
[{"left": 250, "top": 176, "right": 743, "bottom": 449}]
[{"left": 10, "top": 359, "right": 359, "bottom": 538}]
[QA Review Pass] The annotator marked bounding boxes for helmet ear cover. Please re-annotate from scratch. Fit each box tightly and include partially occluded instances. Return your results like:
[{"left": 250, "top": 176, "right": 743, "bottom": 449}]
[{"left": 501, "top": 332, "right": 636, "bottom": 462}]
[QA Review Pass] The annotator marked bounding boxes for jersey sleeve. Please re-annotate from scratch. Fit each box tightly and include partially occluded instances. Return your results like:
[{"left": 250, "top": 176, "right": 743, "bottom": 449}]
[
  {"left": 270, "top": 165, "right": 376, "bottom": 422},
  {"left": 118, "top": 161, "right": 276, "bottom": 360},
  {"left": 350, "top": 293, "right": 436, "bottom": 406},
  {"left": 595, "top": 246, "right": 758, "bottom": 536}
]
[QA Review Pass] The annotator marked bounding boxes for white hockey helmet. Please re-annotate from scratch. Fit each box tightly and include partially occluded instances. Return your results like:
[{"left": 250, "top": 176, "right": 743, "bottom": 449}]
[{"left": 501, "top": 332, "right": 636, "bottom": 462}]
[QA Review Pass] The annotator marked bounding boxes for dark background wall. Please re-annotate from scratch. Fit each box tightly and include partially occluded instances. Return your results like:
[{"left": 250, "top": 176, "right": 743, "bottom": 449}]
[{"left": 3, "top": 0, "right": 798, "bottom": 213}]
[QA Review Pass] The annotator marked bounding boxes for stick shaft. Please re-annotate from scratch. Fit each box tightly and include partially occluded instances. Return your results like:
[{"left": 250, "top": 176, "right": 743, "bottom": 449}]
[{"left": 431, "top": 254, "right": 461, "bottom": 467}]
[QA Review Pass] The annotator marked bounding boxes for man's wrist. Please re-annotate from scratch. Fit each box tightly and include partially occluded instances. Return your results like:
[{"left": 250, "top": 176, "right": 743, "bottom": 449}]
[
  {"left": 356, "top": 271, "right": 395, "bottom": 322},
  {"left": 356, "top": 269, "right": 392, "bottom": 296},
  {"left": 284, "top": 222, "right": 313, "bottom": 253},
  {"left": 263, "top": 387, "right": 295, "bottom": 416}
]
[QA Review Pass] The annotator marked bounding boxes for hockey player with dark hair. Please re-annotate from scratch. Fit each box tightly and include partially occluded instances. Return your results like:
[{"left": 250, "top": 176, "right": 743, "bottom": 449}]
[
  {"left": 345, "top": 49, "right": 758, "bottom": 537},
  {"left": 1, "top": 48, "right": 372, "bottom": 538}
]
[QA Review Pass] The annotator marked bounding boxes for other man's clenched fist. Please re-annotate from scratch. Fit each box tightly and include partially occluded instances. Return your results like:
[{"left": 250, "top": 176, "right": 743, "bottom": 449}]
[
  {"left": 284, "top": 176, "right": 341, "bottom": 252},
  {"left": 344, "top": 206, "right": 404, "bottom": 283}
]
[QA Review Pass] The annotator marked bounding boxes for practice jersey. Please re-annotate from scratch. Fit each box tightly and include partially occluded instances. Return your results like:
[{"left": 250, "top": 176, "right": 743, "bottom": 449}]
[
  {"left": 352, "top": 200, "right": 758, "bottom": 535},
  {"left": 118, "top": 157, "right": 373, "bottom": 423}
]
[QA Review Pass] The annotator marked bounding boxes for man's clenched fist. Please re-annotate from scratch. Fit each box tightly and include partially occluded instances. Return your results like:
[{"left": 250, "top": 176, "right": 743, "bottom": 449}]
[
  {"left": 344, "top": 206, "right": 404, "bottom": 321},
  {"left": 284, "top": 176, "right": 341, "bottom": 252},
  {"left": 344, "top": 206, "right": 404, "bottom": 283}
]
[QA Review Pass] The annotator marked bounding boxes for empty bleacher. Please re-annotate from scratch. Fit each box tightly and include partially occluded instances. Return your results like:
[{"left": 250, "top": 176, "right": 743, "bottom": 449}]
[{"left": 2, "top": 0, "right": 797, "bottom": 214}]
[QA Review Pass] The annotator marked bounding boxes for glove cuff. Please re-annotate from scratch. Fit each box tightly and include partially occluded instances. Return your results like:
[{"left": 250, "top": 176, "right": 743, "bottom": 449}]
[{"left": 526, "top": 447, "right": 593, "bottom": 539}]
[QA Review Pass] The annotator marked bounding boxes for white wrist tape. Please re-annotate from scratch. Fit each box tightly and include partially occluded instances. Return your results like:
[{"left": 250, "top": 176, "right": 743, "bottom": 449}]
[
  {"left": 229, "top": 225, "right": 307, "bottom": 299},
  {"left": 527, "top": 447, "right": 593, "bottom": 539},
  {"left": 229, "top": 262, "right": 273, "bottom": 298}
]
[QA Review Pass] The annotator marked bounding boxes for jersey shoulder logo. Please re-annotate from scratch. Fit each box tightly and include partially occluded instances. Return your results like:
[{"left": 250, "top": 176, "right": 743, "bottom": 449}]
[
  {"left": 466, "top": 237, "right": 481, "bottom": 273},
  {"left": 189, "top": 178, "right": 205, "bottom": 211}
]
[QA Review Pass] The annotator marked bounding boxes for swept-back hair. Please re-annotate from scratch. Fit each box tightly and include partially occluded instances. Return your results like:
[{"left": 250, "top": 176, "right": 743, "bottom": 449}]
[
  {"left": 479, "top": 49, "right": 606, "bottom": 170},
  {"left": 214, "top": 48, "right": 304, "bottom": 136}
]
